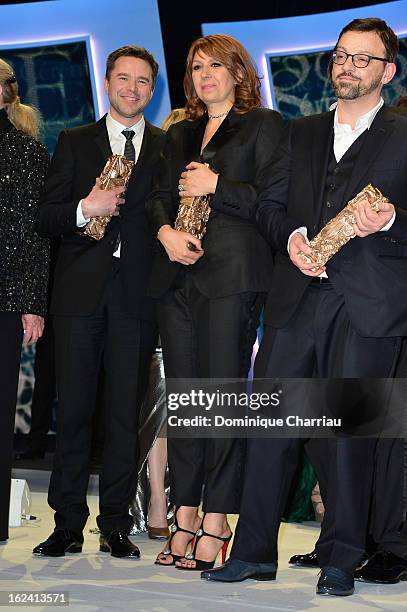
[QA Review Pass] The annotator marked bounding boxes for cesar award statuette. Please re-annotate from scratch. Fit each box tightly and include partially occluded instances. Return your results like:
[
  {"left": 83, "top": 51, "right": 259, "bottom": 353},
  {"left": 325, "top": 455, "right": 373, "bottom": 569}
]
[
  {"left": 299, "top": 184, "right": 389, "bottom": 270},
  {"left": 174, "top": 164, "right": 212, "bottom": 251},
  {"left": 84, "top": 154, "right": 134, "bottom": 241}
]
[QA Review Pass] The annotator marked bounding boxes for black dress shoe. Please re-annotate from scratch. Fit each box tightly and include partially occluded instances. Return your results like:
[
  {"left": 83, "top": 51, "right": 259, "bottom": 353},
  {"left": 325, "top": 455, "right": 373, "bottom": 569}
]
[
  {"left": 289, "top": 549, "right": 319, "bottom": 568},
  {"left": 317, "top": 566, "right": 354, "bottom": 596},
  {"left": 33, "top": 529, "right": 83, "bottom": 557},
  {"left": 354, "top": 550, "right": 407, "bottom": 584},
  {"left": 201, "top": 558, "right": 277, "bottom": 582},
  {"left": 99, "top": 530, "right": 140, "bottom": 558},
  {"left": 15, "top": 449, "right": 45, "bottom": 461}
]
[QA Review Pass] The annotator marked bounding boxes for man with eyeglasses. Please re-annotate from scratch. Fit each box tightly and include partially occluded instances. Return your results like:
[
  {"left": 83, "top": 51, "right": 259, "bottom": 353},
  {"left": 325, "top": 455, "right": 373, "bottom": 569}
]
[{"left": 202, "top": 18, "right": 407, "bottom": 596}]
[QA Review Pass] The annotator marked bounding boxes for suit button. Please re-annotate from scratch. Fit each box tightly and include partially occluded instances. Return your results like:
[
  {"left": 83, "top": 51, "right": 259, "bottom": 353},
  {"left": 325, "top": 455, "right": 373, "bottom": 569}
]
[
  {"left": 333, "top": 168, "right": 340, "bottom": 174},
  {"left": 326, "top": 201, "right": 332, "bottom": 208},
  {"left": 330, "top": 184, "right": 336, "bottom": 190}
]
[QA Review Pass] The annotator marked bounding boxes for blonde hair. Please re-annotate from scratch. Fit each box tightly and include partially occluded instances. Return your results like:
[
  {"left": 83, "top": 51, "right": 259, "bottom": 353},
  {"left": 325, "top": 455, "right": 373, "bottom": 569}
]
[
  {"left": 0, "top": 58, "right": 42, "bottom": 139},
  {"left": 160, "top": 107, "right": 187, "bottom": 131}
]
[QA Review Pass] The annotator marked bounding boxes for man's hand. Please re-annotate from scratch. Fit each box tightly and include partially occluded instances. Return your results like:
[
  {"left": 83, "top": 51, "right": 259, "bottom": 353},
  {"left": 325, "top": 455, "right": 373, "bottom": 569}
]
[
  {"left": 353, "top": 199, "right": 395, "bottom": 237},
  {"left": 157, "top": 225, "right": 204, "bottom": 265},
  {"left": 178, "top": 162, "right": 218, "bottom": 197},
  {"left": 289, "top": 232, "right": 326, "bottom": 277},
  {"left": 81, "top": 178, "right": 125, "bottom": 219},
  {"left": 21, "top": 314, "right": 44, "bottom": 344}
]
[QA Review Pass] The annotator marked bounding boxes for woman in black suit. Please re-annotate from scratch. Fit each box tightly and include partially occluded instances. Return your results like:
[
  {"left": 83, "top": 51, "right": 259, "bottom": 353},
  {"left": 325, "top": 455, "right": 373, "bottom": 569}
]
[
  {"left": 0, "top": 59, "right": 49, "bottom": 541},
  {"left": 147, "top": 34, "right": 283, "bottom": 570}
]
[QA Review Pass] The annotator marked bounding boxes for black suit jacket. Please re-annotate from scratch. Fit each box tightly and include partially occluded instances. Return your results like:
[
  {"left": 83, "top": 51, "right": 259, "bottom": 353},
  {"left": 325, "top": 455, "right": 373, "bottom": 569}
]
[
  {"left": 37, "top": 116, "right": 165, "bottom": 319},
  {"left": 146, "top": 107, "right": 284, "bottom": 298},
  {"left": 257, "top": 107, "right": 407, "bottom": 337}
]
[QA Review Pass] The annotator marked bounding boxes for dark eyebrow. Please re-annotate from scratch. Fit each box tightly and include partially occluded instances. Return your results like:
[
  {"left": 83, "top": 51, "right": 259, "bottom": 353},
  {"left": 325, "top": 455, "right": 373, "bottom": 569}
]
[
  {"left": 336, "top": 45, "right": 375, "bottom": 55},
  {"left": 116, "top": 72, "right": 151, "bottom": 82}
]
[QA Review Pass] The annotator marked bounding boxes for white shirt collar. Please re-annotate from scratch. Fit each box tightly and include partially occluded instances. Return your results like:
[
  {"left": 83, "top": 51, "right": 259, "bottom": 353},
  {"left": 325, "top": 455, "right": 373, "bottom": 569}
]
[
  {"left": 330, "top": 97, "right": 384, "bottom": 133},
  {"left": 105, "top": 112, "right": 145, "bottom": 138}
]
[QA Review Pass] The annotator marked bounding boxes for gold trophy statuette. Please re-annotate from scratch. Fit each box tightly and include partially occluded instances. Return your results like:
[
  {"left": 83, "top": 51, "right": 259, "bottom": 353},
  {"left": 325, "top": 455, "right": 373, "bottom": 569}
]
[
  {"left": 299, "top": 184, "right": 389, "bottom": 269},
  {"left": 174, "top": 163, "right": 212, "bottom": 251},
  {"left": 174, "top": 194, "right": 211, "bottom": 240},
  {"left": 84, "top": 154, "right": 134, "bottom": 240}
]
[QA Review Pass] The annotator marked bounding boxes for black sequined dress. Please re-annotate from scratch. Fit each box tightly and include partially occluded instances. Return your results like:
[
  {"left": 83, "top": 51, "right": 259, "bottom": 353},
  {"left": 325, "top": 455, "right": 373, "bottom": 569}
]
[
  {"left": 0, "top": 108, "right": 49, "bottom": 315},
  {"left": 0, "top": 107, "right": 49, "bottom": 540}
]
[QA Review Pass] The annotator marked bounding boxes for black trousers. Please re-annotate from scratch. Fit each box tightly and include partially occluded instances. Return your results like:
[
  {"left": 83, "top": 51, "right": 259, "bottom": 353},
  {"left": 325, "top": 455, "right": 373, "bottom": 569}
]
[
  {"left": 368, "top": 341, "right": 407, "bottom": 559},
  {"left": 48, "top": 260, "right": 157, "bottom": 535},
  {"left": 232, "top": 282, "right": 403, "bottom": 572},
  {"left": 28, "top": 316, "right": 56, "bottom": 453},
  {"left": 157, "top": 271, "right": 264, "bottom": 513},
  {"left": 0, "top": 312, "right": 23, "bottom": 540}
]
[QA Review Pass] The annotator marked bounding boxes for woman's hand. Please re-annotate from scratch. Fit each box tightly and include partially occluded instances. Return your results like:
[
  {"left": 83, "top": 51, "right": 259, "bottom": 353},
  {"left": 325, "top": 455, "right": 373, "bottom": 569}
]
[
  {"left": 21, "top": 314, "right": 45, "bottom": 344},
  {"left": 178, "top": 162, "right": 218, "bottom": 197},
  {"left": 157, "top": 225, "right": 204, "bottom": 265}
]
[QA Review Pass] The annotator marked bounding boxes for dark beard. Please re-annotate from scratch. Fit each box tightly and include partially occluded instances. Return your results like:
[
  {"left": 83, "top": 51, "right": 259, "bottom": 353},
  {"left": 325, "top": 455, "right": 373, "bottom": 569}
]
[{"left": 332, "top": 73, "right": 383, "bottom": 100}]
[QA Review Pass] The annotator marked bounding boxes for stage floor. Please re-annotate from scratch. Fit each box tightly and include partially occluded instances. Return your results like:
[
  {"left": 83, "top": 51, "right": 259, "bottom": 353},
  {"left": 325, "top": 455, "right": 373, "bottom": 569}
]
[{"left": 0, "top": 469, "right": 405, "bottom": 611}]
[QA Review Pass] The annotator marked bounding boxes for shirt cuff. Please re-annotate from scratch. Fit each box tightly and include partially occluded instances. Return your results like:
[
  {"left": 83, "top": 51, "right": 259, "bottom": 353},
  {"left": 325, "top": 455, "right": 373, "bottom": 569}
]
[
  {"left": 287, "top": 226, "right": 327, "bottom": 278},
  {"left": 380, "top": 210, "right": 396, "bottom": 232},
  {"left": 76, "top": 200, "right": 90, "bottom": 227},
  {"left": 287, "top": 226, "right": 308, "bottom": 253}
]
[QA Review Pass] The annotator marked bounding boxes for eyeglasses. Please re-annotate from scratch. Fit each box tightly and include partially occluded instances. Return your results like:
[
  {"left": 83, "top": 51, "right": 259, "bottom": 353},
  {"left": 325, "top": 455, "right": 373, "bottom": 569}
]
[{"left": 332, "top": 50, "right": 388, "bottom": 69}]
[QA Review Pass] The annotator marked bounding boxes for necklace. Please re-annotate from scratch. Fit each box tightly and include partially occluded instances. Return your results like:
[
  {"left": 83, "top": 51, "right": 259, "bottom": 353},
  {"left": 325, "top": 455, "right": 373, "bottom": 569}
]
[{"left": 208, "top": 110, "right": 229, "bottom": 119}]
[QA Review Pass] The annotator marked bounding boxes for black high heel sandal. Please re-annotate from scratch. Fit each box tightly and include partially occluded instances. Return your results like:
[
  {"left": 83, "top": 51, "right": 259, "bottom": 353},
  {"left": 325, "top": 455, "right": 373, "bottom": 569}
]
[
  {"left": 154, "top": 508, "right": 197, "bottom": 566},
  {"left": 176, "top": 518, "right": 232, "bottom": 571}
]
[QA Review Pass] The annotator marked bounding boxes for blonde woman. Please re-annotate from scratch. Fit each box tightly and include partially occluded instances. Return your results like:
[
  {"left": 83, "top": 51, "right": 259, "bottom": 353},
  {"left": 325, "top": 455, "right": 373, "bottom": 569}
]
[{"left": 0, "top": 58, "right": 49, "bottom": 541}]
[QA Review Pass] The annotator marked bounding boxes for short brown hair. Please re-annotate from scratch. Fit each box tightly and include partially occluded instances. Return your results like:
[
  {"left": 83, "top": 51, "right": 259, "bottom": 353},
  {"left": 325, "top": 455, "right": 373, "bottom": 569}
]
[
  {"left": 105, "top": 45, "right": 159, "bottom": 87},
  {"left": 184, "top": 34, "right": 262, "bottom": 120},
  {"left": 335, "top": 18, "right": 399, "bottom": 62}
]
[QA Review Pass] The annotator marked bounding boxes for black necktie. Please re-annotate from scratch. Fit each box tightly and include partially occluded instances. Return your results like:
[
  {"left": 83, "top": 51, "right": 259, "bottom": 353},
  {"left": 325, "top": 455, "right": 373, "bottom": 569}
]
[
  {"left": 122, "top": 130, "right": 135, "bottom": 161},
  {"left": 113, "top": 131, "right": 135, "bottom": 254}
]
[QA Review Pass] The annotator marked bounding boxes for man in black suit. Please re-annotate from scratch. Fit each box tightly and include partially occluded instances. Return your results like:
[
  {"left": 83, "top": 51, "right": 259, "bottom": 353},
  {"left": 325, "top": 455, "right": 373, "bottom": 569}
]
[
  {"left": 34, "top": 46, "right": 164, "bottom": 558},
  {"left": 202, "top": 18, "right": 407, "bottom": 595}
]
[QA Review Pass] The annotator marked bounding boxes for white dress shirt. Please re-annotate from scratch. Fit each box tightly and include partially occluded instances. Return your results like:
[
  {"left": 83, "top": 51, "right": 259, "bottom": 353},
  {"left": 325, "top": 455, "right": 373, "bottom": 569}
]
[
  {"left": 76, "top": 113, "right": 145, "bottom": 257},
  {"left": 288, "top": 97, "right": 395, "bottom": 275}
]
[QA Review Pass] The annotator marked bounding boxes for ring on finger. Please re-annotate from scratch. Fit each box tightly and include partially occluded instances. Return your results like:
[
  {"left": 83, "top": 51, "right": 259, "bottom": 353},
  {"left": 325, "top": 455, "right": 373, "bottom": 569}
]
[{"left": 178, "top": 184, "right": 184, "bottom": 192}]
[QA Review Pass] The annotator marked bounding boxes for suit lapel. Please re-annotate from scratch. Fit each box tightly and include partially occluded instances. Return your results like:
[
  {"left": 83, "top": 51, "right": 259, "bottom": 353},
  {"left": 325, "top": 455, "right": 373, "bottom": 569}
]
[
  {"left": 183, "top": 116, "right": 206, "bottom": 163},
  {"left": 129, "top": 120, "right": 152, "bottom": 183},
  {"left": 182, "top": 109, "right": 241, "bottom": 165},
  {"left": 94, "top": 115, "right": 112, "bottom": 161},
  {"left": 201, "top": 109, "right": 241, "bottom": 164},
  {"left": 127, "top": 121, "right": 162, "bottom": 190},
  {"left": 311, "top": 112, "right": 334, "bottom": 224},
  {"left": 344, "top": 107, "right": 396, "bottom": 201}
]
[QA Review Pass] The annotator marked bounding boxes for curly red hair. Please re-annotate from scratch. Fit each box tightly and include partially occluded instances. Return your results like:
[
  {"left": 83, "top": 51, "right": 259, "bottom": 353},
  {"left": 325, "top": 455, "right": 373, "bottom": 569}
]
[{"left": 183, "top": 34, "right": 262, "bottom": 120}]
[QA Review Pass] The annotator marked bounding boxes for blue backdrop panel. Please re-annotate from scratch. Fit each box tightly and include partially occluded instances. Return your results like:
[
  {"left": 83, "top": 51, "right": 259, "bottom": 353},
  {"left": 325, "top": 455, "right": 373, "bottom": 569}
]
[
  {"left": 1, "top": 41, "right": 95, "bottom": 153},
  {"left": 0, "top": 0, "right": 171, "bottom": 127}
]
